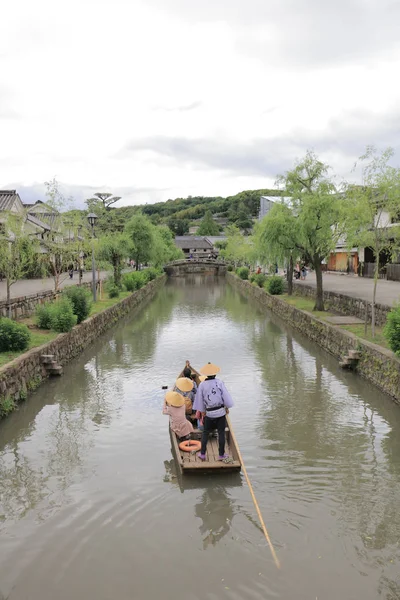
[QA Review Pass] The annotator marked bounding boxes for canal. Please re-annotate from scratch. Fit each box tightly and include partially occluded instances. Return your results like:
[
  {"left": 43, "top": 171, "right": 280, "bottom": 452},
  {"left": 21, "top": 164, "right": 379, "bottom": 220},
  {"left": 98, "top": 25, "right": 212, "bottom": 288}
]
[{"left": 1, "top": 276, "right": 400, "bottom": 600}]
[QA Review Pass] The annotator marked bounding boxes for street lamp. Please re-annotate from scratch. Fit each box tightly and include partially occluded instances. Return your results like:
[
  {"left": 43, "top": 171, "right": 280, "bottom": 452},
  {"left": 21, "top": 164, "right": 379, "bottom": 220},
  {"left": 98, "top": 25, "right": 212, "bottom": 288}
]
[{"left": 87, "top": 213, "right": 98, "bottom": 301}]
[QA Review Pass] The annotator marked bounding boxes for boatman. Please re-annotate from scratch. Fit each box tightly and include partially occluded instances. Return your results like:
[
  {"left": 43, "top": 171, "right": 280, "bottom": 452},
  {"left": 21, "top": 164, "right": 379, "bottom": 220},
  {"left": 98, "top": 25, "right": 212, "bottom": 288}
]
[{"left": 193, "top": 362, "right": 234, "bottom": 461}]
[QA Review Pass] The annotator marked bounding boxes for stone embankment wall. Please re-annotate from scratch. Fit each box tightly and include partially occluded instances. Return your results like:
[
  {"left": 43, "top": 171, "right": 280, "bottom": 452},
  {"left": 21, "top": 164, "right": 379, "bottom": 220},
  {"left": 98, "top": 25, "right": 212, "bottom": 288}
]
[
  {"left": 0, "top": 276, "right": 166, "bottom": 413},
  {"left": 228, "top": 273, "right": 400, "bottom": 404},
  {"left": 293, "top": 282, "right": 390, "bottom": 326},
  {"left": 0, "top": 280, "right": 103, "bottom": 320}
]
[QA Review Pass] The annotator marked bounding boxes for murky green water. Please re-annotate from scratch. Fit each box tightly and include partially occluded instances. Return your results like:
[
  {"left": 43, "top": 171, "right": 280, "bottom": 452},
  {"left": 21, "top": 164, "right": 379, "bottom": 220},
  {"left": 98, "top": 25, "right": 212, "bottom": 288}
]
[{"left": 1, "top": 276, "right": 400, "bottom": 600}]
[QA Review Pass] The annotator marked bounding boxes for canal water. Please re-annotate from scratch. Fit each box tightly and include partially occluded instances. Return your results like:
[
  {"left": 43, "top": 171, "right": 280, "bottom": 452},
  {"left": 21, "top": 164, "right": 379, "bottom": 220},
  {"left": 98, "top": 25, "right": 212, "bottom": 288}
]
[{"left": 1, "top": 276, "right": 400, "bottom": 600}]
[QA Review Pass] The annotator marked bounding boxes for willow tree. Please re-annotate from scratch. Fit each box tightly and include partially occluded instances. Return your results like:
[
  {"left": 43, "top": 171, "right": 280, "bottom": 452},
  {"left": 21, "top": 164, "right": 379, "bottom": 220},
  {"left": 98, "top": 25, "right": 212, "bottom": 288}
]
[
  {"left": 256, "top": 203, "right": 299, "bottom": 295},
  {"left": 277, "top": 151, "right": 344, "bottom": 310},
  {"left": 97, "top": 234, "right": 131, "bottom": 287},
  {"left": 125, "top": 214, "right": 154, "bottom": 269},
  {"left": 0, "top": 215, "right": 38, "bottom": 317},
  {"left": 346, "top": 146, "right": 400, "bottom": 336}
]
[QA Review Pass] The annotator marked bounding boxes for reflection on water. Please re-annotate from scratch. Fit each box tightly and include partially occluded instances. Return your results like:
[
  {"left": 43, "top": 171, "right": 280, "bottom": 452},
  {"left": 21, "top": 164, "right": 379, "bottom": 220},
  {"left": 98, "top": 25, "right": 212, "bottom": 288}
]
[
  {"left": 195, "top": 485, "right": 235, "bottom": 549},
  {"left": 1, "top": 276, "right": 400, "bottom": 600}
]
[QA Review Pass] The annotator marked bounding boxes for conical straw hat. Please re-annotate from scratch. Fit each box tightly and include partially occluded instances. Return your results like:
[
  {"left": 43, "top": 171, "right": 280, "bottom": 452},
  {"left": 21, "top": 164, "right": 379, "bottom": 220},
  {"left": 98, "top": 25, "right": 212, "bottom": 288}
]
[
  {"left": 175, "top": 377, "right": 194, "bottom": 393},
  {"left": 198, "top": 375, "right": 207, "bottom": 382},
  {"left": 199, "top": 363, "right": 220, "bottom": 376},
  {"left": 165, "top": 391, "right": 185, "bottom": 407}
]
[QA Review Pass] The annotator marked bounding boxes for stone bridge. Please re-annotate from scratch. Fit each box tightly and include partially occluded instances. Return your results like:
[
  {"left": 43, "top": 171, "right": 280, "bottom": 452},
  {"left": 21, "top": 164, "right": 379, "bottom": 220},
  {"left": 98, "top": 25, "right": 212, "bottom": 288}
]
[{"left": 164, "top": 258, "right": 227, "bottom": 277}]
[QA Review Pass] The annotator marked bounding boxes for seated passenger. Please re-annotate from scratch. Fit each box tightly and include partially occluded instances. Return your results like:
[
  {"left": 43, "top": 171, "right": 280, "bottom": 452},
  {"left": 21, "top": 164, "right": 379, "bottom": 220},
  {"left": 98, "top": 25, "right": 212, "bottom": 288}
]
[
  {"left": 175, "top": 376, "right": 195, "bottom": 414},
  {"left": 163, "top": 391, "right": 194, "bottom": 440}
]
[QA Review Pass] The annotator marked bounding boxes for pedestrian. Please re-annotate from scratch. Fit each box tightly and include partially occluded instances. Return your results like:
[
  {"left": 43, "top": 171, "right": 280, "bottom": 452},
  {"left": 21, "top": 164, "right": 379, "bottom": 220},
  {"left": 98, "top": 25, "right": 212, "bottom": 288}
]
[
  {"left": 68, "top": 265, "right": 73, "bottom": 279},
  {"left": 193, "top": 362, "right": 234, "bottom": 461}
]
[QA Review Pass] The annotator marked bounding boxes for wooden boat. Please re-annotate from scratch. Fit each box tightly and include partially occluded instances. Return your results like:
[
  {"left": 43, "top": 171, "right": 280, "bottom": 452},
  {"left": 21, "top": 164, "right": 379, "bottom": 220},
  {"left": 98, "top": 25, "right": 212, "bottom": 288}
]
[{"left": 168, "top": 363, "right": 242, "bottom": 474}]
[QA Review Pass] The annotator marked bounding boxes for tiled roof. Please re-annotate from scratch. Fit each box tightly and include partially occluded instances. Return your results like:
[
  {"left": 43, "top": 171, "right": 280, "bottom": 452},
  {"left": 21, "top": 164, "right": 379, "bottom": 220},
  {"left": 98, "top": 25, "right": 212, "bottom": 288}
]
[
  {"left": 0, "top": 190, "right": 21, "bottom": 211},
  {"left": 175, "top": 236, "right": 214, "bottom": 249},
  {"left": 26, "top": 213, "right": 51, "bottom": 231}
]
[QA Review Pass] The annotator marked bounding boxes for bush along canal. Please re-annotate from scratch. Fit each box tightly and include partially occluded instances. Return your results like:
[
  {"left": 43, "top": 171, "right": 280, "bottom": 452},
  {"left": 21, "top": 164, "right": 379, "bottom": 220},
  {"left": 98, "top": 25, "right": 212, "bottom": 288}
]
[
  {"left": 0, "top": 274, "right": 166, "bottom": 418},
  {"left": 227, "top": 272, "right": 400, "bottom": 404}
]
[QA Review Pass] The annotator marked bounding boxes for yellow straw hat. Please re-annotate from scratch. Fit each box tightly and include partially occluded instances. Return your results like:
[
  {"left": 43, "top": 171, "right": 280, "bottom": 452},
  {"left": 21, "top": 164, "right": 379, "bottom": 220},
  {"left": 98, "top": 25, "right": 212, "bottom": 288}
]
[
  {"left": 175, "top": 377, "right": 194, "bottom": 393},
  {"left": 198, "top": 375, "right": 207, "bottom": 382},
  {"left": 165, "top": 390, "right": 185, "bottom": 407},
  {"left": 200, "top": 363, "right": 221, "bottom": 377}
]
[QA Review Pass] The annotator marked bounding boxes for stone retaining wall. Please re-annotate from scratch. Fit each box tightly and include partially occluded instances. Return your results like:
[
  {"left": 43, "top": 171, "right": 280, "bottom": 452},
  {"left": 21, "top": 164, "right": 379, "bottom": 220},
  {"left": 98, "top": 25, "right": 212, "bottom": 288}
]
[
  {"left": 228, "top": 273, "right": 400, "bottom": 404},
  {"left": 293, "top": 282, "right": 390, "bottom": 326},
  {"left": 0, "top": 280, "right": 103, "bottom": 320},
  {"left": 0, "top": 276, "right": 166, "bottom": 415}
]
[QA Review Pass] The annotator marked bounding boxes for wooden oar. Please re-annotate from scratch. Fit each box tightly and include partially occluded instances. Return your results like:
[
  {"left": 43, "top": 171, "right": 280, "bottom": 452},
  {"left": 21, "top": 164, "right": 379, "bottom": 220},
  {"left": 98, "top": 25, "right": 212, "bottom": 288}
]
[{"left": 226, "top": 415, "right": 281, "bottom": 569}]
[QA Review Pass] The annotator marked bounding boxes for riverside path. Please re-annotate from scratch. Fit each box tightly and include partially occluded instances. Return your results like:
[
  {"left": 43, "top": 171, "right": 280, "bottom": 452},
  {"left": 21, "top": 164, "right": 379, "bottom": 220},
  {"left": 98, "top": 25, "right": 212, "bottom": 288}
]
[
  {"left": 296, "top": 272, "right": 400, "bottom": 308},
  {"left": 0, "top": 271, "right": 109, "bottom": 301}
]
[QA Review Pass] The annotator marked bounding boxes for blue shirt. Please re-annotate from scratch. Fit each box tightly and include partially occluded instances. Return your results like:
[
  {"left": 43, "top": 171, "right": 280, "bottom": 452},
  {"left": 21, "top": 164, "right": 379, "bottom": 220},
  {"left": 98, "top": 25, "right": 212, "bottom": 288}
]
[{"left": 193, "top": 378, "right": 234, "bottom": 418}]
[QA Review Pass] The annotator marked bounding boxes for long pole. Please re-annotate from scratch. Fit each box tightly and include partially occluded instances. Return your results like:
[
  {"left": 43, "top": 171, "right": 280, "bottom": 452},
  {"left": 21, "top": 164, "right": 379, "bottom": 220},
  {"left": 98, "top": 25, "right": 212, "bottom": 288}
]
[
  {"left": 226, "top": 415, "right": 281, "bottom": 569},
  {"left": 91, "top": 225, "right": 96, "bottom": 302}
]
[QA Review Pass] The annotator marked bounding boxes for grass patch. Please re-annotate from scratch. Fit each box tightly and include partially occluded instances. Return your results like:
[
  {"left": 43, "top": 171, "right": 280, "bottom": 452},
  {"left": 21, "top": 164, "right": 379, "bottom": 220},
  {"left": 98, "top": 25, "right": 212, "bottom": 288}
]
[
  {"left": 281, "top": 294, "right": 335, "bottom": 320},
  {"left": 89, "top": 291, "right": 131, "bottom": 316},
  {"left": 0, "top": 328, "right": 58, "bottom": 368},
  {"left": 339, "top": 324, "right": 389, "bottom": 349}
]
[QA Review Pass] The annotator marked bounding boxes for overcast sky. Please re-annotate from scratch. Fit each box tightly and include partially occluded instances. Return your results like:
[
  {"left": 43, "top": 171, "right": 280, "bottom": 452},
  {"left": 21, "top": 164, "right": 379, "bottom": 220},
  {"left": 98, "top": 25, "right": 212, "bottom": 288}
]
[{"left": 1, "top": 0, "right": 400, "bottom": 208}]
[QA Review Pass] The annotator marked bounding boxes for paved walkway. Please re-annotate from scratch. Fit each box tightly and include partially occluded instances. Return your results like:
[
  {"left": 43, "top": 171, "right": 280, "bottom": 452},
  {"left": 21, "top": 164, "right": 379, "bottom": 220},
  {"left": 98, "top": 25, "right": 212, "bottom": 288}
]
[
  {"left": 0, "top": 271, "right": 110, "bottom": 301},
  {"left": 296, "top": 272, "right": 400, "bottom": 307}
]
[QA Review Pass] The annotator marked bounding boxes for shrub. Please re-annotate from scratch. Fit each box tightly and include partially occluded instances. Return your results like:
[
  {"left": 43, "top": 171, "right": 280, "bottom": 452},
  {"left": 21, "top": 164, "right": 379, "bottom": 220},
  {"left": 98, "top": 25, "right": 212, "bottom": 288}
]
[
  {"left": 107, "top": 284, "right": 120, "bottom": 298},
  {"left": 50, "top": 299, "right": 77, "bottom": 332},
  {"left": 63, "top": 286, "right": 92, "bottom": 324},
  {"left": 252, "top": 273, "right": 267, "bottom": 288},
  {"left": 384, "top": 305, "right": 400, "bottom": 355},
  {"left": 227, "top": 264, "right": 233, "bottom": 272},
  {"left": 122, "top": 271, "right": 147, "bottom": 292},
  {"left": 265, "top": 275, "right": 284, "bottom": 295},
  {"left": 145, "top": 267, "right": 159, "bottom": 281},
  {"left": 236, "top": 266, "right": 249, "bottom": 280},
  {"left": 0, "top": 318, "right": 31, "bottom": 352},
  {"left": 36, "top": 303, "right": 53, "bottom": 329}
]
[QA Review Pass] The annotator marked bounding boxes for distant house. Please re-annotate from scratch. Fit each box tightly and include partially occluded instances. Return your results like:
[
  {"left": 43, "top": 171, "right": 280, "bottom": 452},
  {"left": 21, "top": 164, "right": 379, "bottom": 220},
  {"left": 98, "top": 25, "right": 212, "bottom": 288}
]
[
  {"left": 189, "top": 226, "right": 199, "bottom": 234},
  {"left": 0, "top": 190, "right": 51, "bottom": 240},
  {"left": 258, "top": 196, "right": 276, "bottom": 221},
  {"left": 175, "top": 236, "right": 214, "bottom": 257}
]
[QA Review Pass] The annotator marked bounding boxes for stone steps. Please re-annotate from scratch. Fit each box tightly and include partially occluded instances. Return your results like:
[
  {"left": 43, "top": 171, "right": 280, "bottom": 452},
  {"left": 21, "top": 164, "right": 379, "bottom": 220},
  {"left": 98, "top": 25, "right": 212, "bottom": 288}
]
[
  {"left": 339, "top": 349, "right": 361, "bottom": 370},
  {"left": 40, "top": 354, "right": 63, "bottom": 376}
]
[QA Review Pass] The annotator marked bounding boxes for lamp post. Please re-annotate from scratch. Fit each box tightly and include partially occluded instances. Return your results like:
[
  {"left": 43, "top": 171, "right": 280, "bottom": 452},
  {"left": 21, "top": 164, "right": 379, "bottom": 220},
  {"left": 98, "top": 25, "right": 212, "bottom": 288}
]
[
  {"left": 87, "top": 213, "right": 98, "bottom": 301},
  {"left": 77, "top": 225, "right": 83, "bottom": 285}
]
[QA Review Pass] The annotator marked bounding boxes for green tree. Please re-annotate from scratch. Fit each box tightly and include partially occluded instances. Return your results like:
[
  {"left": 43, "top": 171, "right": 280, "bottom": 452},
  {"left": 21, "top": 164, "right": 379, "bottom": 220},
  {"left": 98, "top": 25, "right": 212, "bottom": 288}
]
[
  {"left": 40, "top": 178, "right": 80, "bottom": 291},
  {"left": 197, "top": 210, "right": 220, "bottom": 236},
  {"left": 0, "top": 215, "right": 38, "bottom": 318},
  {"left": 234, "top": 201, "right": 253, "bottom": 233},
  {"left": 277, "top": 150, "right": 344, "bottom": 310},
  {"left": 167, "top": 217, "right": 189, "bottom": 236},
  {"left": 346, "top": 146, "right": 400, "bottom": 336},
  {"left": 87, "top": 192, "right": 122, "bottom": 211},
  {"left": 152, "top": 225, "right": 183, "bottom": 266},
  {"left": 97, "top": 234, "right": 130, "bottom": 287},
  {"left": 125, "top": 214, "right": 154, "bottom": 269},
  {"left": 221, "top": 225, "right": 255, "bottom": 267},
  {"left": 256, "top": 203, "right": 300, "bottom": 295}
]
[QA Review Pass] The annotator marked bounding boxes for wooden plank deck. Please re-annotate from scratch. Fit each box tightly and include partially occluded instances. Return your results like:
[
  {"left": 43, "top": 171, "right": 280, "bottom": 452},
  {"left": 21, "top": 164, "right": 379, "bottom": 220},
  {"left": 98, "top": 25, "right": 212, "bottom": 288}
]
[{"left": 170, "top": 426, "right": 241, "bottom": 473}]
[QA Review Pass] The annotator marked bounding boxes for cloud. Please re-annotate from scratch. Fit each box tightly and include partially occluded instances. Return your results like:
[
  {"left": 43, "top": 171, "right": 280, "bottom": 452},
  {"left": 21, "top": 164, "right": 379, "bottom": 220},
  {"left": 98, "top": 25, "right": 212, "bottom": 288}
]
[
  {"left": 152, "top": 101, "right": 203, "bottom": 112},
  {"left": 120, "top": 103, "right": 400, "bottom": 181},
  {"left": 146, "top": 0, "right": 400, "bottom": 67},
  {"left": 3, "top": 182, "right": 173, "bottom": 210}
]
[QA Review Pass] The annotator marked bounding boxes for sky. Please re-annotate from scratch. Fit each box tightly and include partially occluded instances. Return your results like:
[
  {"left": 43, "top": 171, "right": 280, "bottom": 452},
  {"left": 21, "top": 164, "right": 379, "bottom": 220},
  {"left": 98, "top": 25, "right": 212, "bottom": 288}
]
[{"left": 1, "top": 0, "right": 400, "bottom": 208}]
